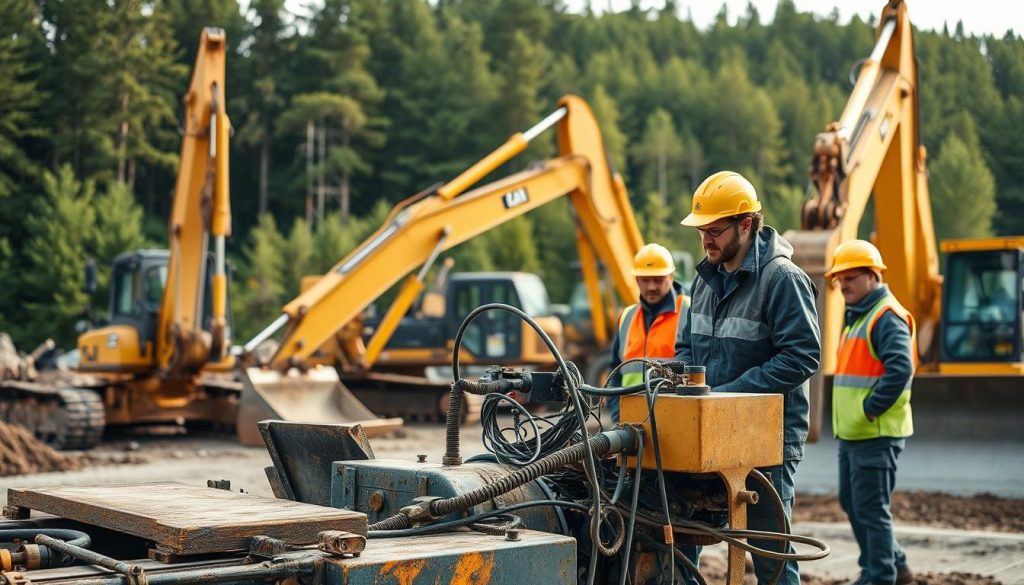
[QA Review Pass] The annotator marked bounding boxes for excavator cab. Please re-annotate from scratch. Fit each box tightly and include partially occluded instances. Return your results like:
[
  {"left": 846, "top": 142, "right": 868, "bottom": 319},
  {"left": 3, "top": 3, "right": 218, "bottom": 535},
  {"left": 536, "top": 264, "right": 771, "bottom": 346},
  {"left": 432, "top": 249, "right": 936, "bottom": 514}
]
[
  {"left": 78, "top": 250, "right": 233, "bottom": 373},
  {"left": 363, "top": 272, "right": 562, "bottom": 369},
  {"left": 940, "top": 239, "right": 1024, "bottom": 367}
]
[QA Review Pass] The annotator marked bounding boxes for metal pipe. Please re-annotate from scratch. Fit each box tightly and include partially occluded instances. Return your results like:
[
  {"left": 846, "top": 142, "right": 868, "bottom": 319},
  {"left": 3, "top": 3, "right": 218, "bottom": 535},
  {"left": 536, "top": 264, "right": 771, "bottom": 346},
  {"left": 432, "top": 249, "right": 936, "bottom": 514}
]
[
  {"left": 838, "top": 18, "right": 897, "bottom": 138},
  {"left": 523, "top": 107, "right": 567, "bottom": 141},
  {"left": 35, "top": 535, "right": 140, "bottom": 579},
  {"left": 56, "top": 559, "right": 313, "bottom": 585},
  {"left": 869, "top": 18, "right": 897, "bottom": 64},
  {"left": 243, "top": 313, "right": 288, "bottom": 353},
  {"left": 437, "top": 106, "right": 567, "bottom": 201},
  {"left": 337, "top": 209, "right": 411, "bottom": 275}
]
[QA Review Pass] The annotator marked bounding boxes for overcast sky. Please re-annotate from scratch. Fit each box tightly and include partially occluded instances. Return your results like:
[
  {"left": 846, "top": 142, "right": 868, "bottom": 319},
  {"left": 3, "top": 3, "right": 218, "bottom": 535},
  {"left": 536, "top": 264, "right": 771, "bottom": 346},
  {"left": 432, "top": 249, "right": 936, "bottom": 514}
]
[{"left": 575, "top": 0, "right": 1020, "bottom": 37}]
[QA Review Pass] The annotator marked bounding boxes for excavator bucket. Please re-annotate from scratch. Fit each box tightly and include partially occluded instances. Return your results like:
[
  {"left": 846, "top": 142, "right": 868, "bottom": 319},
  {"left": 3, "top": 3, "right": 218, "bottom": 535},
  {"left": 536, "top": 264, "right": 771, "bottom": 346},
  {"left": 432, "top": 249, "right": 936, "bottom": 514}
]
[{"left": 236, "top": 366, "right": 403, "bottom": 446}]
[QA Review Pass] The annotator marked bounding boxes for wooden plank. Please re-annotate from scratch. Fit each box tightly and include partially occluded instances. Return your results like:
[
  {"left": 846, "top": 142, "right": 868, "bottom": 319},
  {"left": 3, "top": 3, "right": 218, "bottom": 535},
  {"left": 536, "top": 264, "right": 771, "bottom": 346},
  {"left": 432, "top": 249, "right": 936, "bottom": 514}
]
[{"left": 7, "top": 482, "right": 367, "bottom": 555}]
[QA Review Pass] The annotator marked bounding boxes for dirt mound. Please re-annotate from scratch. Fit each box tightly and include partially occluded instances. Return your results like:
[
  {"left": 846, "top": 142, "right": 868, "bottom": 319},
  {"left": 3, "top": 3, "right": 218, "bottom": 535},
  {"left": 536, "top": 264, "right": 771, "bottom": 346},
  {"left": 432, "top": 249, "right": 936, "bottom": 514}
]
[
  {"left": 0, "top": 421, "right": 81, "bottom": 476},
  {"left": 795, "top": 491, "right": 1024, "bottom": 533},
  {"left": 698, "top": 554, "right": 1002, "bottom": 585}
]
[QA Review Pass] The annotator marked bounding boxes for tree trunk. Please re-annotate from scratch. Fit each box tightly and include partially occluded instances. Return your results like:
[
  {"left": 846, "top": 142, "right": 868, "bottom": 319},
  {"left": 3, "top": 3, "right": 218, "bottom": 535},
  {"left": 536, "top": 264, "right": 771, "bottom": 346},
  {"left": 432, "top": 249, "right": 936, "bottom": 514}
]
[
  {"left": 340, "top": 130, "right": 351, "bottom": 222},
  {"left": 658, "top": 151, "right": 668, "bottom": 204},
  {"left": 117, "top": 94, "right": 131, "bottom": 184},
  {"left": 259, "top": 140, "right": 270, "bottom": 215},
  {"left": 305, "top": 121, "right": 314, "bottom": 226},
  {"left": 317, "top": 118, "right": 326, "bottom": 227}
]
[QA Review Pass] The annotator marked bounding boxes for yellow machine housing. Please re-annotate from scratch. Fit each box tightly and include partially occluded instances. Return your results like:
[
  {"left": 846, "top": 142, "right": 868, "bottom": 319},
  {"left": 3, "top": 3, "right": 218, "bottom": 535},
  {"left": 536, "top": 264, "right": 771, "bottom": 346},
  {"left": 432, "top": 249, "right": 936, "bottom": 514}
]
[
  {"left": 619, "top": 392, "right": 783, "bottom": 473},
  {"left": 620, "top": 391, "right": 783, "bottom": 585}
]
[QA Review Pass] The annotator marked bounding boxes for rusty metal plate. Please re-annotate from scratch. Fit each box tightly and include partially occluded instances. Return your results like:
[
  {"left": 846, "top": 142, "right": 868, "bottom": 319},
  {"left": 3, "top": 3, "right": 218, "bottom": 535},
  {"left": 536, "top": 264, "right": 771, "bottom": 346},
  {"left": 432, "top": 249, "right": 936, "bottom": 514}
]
[
  {"left": 326, "top": 529, "right": 576, "bottom": 584},
  {"left": 6, "top": 482, "right": 367, "bottom": 555}
]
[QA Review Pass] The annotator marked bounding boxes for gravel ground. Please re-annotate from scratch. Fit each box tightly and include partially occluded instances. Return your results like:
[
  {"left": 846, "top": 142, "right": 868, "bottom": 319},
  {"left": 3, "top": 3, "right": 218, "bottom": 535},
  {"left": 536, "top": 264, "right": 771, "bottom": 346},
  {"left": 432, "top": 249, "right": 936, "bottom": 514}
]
[
  {"left": 795, "top": 492, "right": 1024, "bottom": 534},
  {"left": 2, "top": 424, "right": 1021, "bottom": 585}
]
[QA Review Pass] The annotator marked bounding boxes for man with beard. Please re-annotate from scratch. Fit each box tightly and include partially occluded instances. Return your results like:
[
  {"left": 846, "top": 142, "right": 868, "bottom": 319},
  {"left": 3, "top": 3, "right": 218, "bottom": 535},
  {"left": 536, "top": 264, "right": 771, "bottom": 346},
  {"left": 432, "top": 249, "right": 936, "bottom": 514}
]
[
  {"left": 606, "top": 243, "right": 689, "bottom": 422},
  {"left": 675, "top": 170, "right": 820, "bottom": 585}
]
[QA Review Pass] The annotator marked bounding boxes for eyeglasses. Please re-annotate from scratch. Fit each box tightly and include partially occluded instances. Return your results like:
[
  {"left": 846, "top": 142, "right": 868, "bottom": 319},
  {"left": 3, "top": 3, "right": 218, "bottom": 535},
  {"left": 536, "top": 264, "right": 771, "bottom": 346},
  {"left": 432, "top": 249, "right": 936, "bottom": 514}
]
[{"left": 695, "top": 219, "right": 741, "bottom": 238}]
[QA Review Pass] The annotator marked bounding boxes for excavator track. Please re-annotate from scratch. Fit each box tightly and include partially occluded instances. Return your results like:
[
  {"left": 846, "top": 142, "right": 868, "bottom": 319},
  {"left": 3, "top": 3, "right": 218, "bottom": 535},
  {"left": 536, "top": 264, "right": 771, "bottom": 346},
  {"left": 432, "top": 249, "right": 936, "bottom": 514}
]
[{"left": 0, "top": 381, "right": 106, "bottom": 450}]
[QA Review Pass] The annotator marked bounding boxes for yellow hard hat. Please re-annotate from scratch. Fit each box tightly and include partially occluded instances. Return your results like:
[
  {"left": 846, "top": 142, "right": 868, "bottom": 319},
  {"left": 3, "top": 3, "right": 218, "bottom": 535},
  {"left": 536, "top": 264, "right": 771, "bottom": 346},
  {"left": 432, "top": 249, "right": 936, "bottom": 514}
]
[
  {"left": 632, "top": 243, "right": 676, "bottom": 277},
  {"left": 681, "top": 171, "right": 762, "bottom": 227},
  {"left": 825, "top": 239, "right": 887, "bottom": 279}
]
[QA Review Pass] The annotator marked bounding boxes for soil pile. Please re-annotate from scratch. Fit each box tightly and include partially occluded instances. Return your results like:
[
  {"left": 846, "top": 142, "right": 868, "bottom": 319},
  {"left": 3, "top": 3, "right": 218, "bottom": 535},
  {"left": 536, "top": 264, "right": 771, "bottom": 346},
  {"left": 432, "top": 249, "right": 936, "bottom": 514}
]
[{"left": 0, "top": 421, "right": 81, "bottom": 476}]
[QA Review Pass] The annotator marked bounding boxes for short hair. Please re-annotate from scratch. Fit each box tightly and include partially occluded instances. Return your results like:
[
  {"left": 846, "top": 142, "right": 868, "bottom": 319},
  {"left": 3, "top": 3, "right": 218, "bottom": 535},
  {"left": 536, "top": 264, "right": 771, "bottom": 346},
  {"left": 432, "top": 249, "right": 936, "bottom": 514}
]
[{"left": 735, "top": 212, "right": 763, "bottom": 234}]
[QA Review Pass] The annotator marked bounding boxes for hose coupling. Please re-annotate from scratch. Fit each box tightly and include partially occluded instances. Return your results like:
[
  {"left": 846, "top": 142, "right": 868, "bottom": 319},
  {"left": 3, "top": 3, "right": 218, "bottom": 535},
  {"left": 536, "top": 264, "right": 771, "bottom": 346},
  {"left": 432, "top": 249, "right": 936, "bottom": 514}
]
[{"left": 400, "top": 496, "right": 443, "bottom": 526}]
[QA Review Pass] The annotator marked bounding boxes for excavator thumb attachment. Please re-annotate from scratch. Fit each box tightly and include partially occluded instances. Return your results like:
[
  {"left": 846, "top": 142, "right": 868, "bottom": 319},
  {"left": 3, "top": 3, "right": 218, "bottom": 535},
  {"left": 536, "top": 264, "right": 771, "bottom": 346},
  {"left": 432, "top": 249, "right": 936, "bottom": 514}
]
[{"left": 236, "top": 366, "right": 403, "bottom": 446}]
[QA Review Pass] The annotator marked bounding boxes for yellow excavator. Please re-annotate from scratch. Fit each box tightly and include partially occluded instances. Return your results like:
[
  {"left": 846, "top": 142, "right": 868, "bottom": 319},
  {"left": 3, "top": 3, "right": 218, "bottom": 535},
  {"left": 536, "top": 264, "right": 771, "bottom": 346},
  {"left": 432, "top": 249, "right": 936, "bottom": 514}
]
[
  {"left": 1, "top": 29, "right": 387, "bottom": 449},
  {"left": 0, "top": 29, "right": 239, "bottom": 449},
  {"left": 238, "top": 95, "right": 646, "bottom": 436},
  {"left": 787, "top": 0, "right": 1023, "bottom": 441}
]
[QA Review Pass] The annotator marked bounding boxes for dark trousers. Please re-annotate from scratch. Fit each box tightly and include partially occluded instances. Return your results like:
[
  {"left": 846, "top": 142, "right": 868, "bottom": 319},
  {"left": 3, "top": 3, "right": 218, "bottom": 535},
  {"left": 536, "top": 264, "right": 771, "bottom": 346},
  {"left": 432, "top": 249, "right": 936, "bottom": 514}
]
[
  {"left": 838, "top": 437, "right": 907, "bottom": 585},
  {"left": 681, "top": 460, "right": 800, "bottom": 585}
]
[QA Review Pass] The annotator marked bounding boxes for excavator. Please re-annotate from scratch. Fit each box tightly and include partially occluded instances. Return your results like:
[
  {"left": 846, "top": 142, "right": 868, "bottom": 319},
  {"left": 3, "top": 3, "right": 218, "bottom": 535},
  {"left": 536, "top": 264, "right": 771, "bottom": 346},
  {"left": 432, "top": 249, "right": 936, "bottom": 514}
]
[
  {"left": 0, "top": 28, "right": 237, "bottom": 449},
  {"left": 238, "top": 95, "right": 646, "bottom": 434},
  {"left": 1, "top": 28, "right": 388, "bottom": 450},
  {"left": 786, "top": 0, "right": 1023, "bottom": 441}
]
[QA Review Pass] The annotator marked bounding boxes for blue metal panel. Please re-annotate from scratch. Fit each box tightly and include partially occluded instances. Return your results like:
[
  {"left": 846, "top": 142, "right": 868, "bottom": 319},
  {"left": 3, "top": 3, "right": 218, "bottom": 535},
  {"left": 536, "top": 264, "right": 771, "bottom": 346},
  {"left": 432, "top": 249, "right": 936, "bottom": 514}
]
[{"left": 324, "top": 530, "right": 576, "bottom": 584}]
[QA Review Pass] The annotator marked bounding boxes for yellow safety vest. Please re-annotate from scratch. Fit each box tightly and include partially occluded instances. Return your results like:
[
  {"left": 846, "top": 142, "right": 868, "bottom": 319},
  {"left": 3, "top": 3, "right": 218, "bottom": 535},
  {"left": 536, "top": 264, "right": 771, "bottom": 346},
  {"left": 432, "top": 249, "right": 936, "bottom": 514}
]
[{"left": 832, "top": 294, "right": 916, "bottom": 440}]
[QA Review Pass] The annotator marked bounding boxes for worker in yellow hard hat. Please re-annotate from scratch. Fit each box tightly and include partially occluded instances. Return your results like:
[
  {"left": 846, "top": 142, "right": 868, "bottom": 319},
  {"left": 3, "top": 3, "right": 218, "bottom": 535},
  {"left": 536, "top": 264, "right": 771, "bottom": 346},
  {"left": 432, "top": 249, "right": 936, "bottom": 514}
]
[
  {"left": 606, "top": 243, "right": 689, "bottom": 422},
  {"left": 675, "top": 171, "right": 821, "bottom": 585},
  {"left": 828, "top": 239, "right": 916, "bottom": 585}
]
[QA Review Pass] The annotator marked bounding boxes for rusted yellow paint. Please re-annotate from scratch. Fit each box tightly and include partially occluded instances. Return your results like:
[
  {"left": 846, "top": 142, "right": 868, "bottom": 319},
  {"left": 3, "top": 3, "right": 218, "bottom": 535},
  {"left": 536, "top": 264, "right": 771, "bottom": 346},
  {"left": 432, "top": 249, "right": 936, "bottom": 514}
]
[
  {"left": 380, "top": 559, "right": 428, "bottom": 584},
  {"left": 452, "top": 551, "right": 495, "bottom": 583}
]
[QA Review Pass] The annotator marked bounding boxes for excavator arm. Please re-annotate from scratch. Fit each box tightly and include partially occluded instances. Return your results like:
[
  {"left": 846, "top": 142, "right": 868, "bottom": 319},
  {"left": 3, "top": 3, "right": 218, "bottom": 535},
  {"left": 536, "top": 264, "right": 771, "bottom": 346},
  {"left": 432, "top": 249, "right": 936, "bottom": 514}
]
[
  {"left": 157, "top": 28, "right": 232, "bottom": 377},
  {"left": 789, "top": 0, "right": 943, "bottom": 439},
  {"left": 246, "top": 95, "right": 643, "bottom": 372}
]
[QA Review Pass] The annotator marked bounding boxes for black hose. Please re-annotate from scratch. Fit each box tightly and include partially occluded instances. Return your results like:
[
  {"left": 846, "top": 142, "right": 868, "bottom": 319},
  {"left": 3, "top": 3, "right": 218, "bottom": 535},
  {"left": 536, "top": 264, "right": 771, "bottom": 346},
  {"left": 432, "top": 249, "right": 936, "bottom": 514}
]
[
  {"left": 750, "top": 468, "right": 788, "bottom": 585},
  {"left": 433, "top": 431, "right": 615, "bottom": 518},
  {"left": 644, "top": 375, "right": 676, "bottom": 583},
  {"left": 616, "top": 431, "right": 644, "bottom": 585},
  {"left": 446, "top": 303, "right": 578, "bottom": 466},
  {"left": 368, "top": 500, "right": 590, "bottom": 539},
  {"left": 0, "top": 529, "right": 92, "bottom": 568}
]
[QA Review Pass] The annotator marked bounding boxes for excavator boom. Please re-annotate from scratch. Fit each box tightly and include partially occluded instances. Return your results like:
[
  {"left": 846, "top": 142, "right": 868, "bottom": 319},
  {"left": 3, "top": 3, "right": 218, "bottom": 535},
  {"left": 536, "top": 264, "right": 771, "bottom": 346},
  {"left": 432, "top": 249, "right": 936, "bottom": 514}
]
[
  {"left": 237, "top": 96, "right": 643, "bottom": 437},
  {"left": 248, "top": 95, "right": 643, "bottom": 373},
  {"left": 790, "top": 0, "right": 1022, "bottom": 442}
]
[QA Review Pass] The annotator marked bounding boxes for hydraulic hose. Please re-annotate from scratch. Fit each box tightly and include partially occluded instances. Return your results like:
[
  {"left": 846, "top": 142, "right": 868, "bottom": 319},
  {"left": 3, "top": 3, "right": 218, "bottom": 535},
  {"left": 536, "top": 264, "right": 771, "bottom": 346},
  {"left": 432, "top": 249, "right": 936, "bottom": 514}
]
[
  {"left": 370, "top": 428, "right": 636, "bottom": 531},
  {"left": 0, "top": 529, "right": 92, "bottom": 569},
  {"left": 444, "top": 303, "right": 575, "bottom": 466},
  {"left": 750, "top": 468, "right": 788, "bottom": 585}
]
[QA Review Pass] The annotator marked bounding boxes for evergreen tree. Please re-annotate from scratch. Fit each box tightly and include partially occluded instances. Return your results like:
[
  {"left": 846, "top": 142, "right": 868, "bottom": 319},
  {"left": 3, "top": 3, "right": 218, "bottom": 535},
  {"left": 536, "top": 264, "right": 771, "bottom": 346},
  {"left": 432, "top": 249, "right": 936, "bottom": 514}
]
[
  {"left": 91, "top": 181, "right": 149, "bottom": 304},
  {"left": 632, "top": 108, "right": 684, "bottom": 205},
  {"left": 20, "top": 166, "right": 97, "bottom": 347},
  {"left": 234, "top": 0, "right": 289, "bottom": 216},
  {"left": 483, "top": 215, "right": 540, "bottom": 274},
  {"left": 929, "top": 121, "right": 997, "bottom": 242},
  {"left": 0, "top": 0, "right": 42, "bottom": 201},
  {"left": 587, "top": 85, "right": 628, "bottom": 173},
  {"left": 234, "top": 214, "right": 287, "bottom": 341}
]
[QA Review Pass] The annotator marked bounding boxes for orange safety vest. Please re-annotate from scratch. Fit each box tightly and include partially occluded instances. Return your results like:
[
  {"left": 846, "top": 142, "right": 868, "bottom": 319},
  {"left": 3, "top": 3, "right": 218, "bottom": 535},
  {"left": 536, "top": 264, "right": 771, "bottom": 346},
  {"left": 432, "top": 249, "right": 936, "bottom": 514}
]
[
  {"left": 832, "top": 293, "right": 916, "bottom": 440},
  {"left": 617, "top": 294, "right": 688, "bottom": 386}
]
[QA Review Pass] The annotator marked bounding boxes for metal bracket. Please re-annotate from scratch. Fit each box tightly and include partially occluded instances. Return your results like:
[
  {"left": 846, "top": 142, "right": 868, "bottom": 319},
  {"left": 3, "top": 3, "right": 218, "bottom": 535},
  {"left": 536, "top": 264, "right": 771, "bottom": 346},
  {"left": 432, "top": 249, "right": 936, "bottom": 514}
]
[{"left": 318, "top": 531, "right": 366, "bottom": 558}]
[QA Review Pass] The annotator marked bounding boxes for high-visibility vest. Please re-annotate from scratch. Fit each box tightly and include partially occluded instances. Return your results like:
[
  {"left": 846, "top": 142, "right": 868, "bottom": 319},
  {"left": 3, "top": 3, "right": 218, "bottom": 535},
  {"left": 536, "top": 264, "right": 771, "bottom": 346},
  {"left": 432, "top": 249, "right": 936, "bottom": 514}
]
[
  {"left": 832, "top": 293, "right": 916, "bottom": 440},
  {"left": 617, "top": 294, "right": 688, "bottom": 387}
]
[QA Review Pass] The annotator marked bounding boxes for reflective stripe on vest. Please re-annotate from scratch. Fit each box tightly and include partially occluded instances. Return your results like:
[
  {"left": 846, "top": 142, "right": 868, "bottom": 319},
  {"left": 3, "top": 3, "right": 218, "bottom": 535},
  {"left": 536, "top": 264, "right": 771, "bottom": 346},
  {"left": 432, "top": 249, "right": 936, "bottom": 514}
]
[
  {"left": 617, "top": 294, "right": 688, "bottom": 387},
  {"left": 832, "top": 293, "right": 916, "bottom": 440}
]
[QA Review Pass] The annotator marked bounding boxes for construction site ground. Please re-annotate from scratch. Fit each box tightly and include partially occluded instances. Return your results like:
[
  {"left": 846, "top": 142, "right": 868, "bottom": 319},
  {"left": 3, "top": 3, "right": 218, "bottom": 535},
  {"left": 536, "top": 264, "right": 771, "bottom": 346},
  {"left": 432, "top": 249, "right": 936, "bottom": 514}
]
[{"left": 1, "top": 423, "right": 1021, "bottom": 585}]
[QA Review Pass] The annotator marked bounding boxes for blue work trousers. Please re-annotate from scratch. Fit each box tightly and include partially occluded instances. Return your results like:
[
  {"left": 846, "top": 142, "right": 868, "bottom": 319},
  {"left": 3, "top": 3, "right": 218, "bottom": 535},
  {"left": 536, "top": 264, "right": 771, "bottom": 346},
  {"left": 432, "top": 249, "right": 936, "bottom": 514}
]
[
  {"left": 838, "top": 437, "right": 907, "bottom": 585},
  {"left": 681, "top": 460, "right": 800, "bottom": 585}
]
